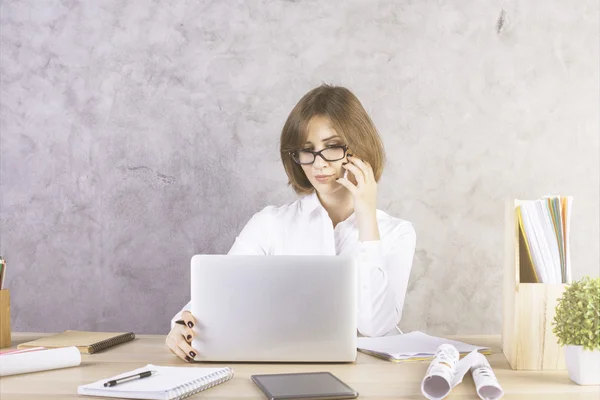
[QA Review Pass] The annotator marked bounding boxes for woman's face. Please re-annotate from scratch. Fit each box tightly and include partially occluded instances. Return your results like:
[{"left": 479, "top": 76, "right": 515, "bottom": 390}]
[{"left": 298, "top": 116, "right": 349, "bottom": 195}]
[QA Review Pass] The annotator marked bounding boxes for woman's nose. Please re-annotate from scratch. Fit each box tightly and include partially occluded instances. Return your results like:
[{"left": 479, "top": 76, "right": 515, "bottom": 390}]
[{"left": 312, "top": 153, "right": 329, "bottom": 168}]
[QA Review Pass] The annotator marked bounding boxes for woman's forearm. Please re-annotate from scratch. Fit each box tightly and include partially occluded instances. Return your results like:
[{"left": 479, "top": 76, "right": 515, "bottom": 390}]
[{"left": 356, "top": 210, "right": 380, "bottom": 241}]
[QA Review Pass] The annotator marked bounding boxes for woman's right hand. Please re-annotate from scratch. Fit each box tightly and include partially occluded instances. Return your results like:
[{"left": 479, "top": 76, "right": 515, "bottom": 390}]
[{"left": 165, "top": 311, "right": 199, "bottom": 362}]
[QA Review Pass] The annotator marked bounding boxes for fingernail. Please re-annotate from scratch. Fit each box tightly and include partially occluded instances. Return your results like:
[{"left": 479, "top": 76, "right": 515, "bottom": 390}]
[
  {"left": 185, "top": 356, "right": 192, "bottom": 362},
  {"left": 342, "top": 162, "right": 348, "bottom": 165},
  {"left": 187, "top": 321, "right": 194, "bottom": 328},
  {"left": 186, "top": 335, "right": 192, "bottom": 341},
  {"left": 189, "top": 351, "right": 196, "bottom": 358}
]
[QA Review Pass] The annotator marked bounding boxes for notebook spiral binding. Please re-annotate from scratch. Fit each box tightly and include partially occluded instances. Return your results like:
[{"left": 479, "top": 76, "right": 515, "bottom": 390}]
[
  {"left": 166, "top": 367, "right": 234, "bottom": 400},
  {"left": 88, "top": 333, "right": 135, "bottom": 354}
]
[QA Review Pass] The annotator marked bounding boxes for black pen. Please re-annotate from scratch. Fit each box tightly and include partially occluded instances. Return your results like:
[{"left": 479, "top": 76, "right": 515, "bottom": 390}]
[{"left": 104, "top": 370, "right": 157, "bottom": 387}]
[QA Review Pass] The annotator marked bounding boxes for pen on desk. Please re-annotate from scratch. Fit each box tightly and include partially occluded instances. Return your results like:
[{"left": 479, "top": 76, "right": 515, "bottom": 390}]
[{"left": 104, "top": 370, "right": 156, "bottom": 387}]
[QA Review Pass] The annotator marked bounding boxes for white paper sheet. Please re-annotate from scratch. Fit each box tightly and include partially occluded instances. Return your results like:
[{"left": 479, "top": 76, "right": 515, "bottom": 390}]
[
  {"left": 357, "top": 331, "right": 489, "bottom": 360},
  {"left": 0, "top": 346, "right": 81, "bottom": 376}
]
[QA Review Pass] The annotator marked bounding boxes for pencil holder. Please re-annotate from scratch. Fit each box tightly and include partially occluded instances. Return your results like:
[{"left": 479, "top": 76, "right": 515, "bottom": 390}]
[
  {"left": 0, "top": 289, "right": 11, "bottom": 348},
  {"left": 501, "top": 200, "right": 567, "bottom": 370}
]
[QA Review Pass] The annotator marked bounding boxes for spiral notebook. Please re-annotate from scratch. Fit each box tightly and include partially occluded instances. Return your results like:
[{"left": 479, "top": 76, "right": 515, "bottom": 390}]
[
  {"left": 78, "top": 364, "right": 234, "bottom": 400},
  {"left": 17, "top": 330, "right": 135, "bottom": 354}
]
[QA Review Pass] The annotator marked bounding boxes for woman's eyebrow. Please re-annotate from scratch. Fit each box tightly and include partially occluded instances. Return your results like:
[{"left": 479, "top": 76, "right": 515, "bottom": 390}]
[{"left": 304, "top": 135, "right": 341, "bottom": 145}]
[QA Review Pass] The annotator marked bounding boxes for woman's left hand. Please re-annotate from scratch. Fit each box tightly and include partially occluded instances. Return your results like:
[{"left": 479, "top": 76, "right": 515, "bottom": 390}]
[{"left": 336, "top": 155, "right": 378, "bottom": 219}]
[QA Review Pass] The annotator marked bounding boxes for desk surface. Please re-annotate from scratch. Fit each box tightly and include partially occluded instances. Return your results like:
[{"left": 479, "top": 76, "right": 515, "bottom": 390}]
[{"left": 1, "top": 333, "right": 599, "bottom": 399}]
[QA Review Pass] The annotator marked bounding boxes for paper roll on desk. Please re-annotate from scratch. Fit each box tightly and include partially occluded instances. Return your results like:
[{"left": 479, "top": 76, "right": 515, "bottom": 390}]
[{"left": 0, "top": 346, "right": 81, "bottom": 376}]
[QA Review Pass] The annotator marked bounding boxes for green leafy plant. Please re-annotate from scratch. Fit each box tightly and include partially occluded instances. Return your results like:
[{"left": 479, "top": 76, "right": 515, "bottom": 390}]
[{"left": 553, "top": 276, "right": 600, "bottom": 351}]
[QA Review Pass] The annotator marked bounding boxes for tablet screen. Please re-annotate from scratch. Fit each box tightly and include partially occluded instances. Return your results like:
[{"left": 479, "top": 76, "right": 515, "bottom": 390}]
[{"left": 251, "top": 372, "right": 358, "bottom": 400}]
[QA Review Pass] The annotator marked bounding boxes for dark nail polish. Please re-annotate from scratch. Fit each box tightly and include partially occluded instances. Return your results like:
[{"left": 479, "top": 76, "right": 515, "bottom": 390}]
[
  {"left": 185, "top": 356, "right": 192, "bottom": 362},
  {"left": 186, "top": 335, "right": 192, "bottom": 341},
  {"left": 187, "top": 321, "right": 194, "bottom": 328},
  {"left": 189, "top": 351, "right": 196, "bottom": 358}
]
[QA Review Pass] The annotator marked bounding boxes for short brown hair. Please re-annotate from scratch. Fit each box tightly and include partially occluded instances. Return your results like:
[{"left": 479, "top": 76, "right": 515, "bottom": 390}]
[{"left": 280, "top": 84, "right": 386, "bottom": 195}]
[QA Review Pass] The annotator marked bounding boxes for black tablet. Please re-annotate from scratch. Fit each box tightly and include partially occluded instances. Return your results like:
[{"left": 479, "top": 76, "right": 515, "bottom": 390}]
[{"left": 251, "top": 372, "right": 359, "bottom": 400}]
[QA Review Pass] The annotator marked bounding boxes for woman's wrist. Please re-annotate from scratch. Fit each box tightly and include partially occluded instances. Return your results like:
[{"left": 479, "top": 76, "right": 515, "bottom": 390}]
[{"left": 356, "top": 209, "right": 380, "bottom": 241}]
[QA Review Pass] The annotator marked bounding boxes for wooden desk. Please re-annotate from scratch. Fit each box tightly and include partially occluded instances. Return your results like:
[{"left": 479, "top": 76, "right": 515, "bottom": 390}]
[{"left": 1, "top": 333, "right": 599, "bottom": 399}]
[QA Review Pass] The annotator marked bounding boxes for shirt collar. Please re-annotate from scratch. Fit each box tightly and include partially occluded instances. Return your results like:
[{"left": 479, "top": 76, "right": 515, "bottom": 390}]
[
  {"left": 300, "top": 191, "right": 360, "bottom": 226},
  {"left": 301, "top": 191, "right": 322, "bottom": 215}
]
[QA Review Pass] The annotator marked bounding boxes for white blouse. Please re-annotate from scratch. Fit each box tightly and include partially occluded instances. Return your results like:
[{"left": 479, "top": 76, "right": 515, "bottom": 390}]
[{"left": 172, "top": 192, "right": 416, "bottom": 337}]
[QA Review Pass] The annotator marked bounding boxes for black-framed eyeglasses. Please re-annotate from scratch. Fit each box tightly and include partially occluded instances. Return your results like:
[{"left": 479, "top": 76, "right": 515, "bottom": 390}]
[{"left": 290, "top": 145, "right": 348, "bottom": 165}]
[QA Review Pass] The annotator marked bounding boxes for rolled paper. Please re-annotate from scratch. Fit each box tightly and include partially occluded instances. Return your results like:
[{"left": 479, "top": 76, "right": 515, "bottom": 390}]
[
  {"left": 471, "top": 352, "right": 504, "bottom": 400},
  {"left": 0, "top": 346, "right": 81, "bottom": 376},
  {"left": 421, "top": 344, "right": 459, "bottom": 400}
]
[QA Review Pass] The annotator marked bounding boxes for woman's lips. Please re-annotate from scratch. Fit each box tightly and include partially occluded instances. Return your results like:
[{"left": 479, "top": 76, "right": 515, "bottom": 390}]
[{"left": 314, "top": 175, "right": 333, "bottom": 183}]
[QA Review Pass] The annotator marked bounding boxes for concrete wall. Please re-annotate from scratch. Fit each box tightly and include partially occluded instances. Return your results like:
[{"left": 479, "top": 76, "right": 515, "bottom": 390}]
[{"left": 1, "top": 0, "right": 598, "bottom": 334}]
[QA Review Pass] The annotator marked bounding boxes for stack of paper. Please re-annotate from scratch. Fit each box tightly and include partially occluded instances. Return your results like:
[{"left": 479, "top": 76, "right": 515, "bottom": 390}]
[
  {"left": 357, "top": 331, "right": 491, "bottom": 362},
  {"left": 517, "top": 195, "right": 573, "bottom": 284}
]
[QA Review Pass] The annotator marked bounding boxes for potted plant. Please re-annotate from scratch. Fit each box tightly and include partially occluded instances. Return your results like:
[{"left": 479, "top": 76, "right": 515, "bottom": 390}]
[{"left": 552, "top": 276, "right": 600, "bottom": 385}]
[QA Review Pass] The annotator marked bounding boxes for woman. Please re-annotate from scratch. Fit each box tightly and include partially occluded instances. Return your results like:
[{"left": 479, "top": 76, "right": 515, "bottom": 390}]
[{"left": 166, "top": 84, "right": 416, "bottom": 362}]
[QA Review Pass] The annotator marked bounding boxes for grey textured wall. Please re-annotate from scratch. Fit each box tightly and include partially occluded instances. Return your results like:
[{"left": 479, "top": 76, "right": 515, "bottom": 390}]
[{"left": 1, "top": 0, "right": 598, "bottom": 335}]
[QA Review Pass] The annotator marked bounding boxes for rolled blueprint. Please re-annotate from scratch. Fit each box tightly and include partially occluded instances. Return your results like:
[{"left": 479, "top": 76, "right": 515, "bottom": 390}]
[
  {"left": 470, "top": 352, "right": 504, "bottom": 400},
  {"left": 421, "top": 346, "right": 487, "bottom": 400},
  {"left": 421, "top": 344, "right": 460, "bottom": 400},
  {"left": 0, "top": 346, "right": 81, "bottom": 376}
]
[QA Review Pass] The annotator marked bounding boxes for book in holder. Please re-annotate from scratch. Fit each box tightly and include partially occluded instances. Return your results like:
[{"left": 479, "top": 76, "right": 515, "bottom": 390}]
[
  {"left": 78, "top": 364, "right": 234, "bottom": 400},
  {"left": 17, "top": 330, "right": 135, "bottom": 354},
  {"left": 0, "top": 289, "right": 11, "bottom": 348},
  {"left": 502, "top": 199, "right": 568, "bottom": 370}
]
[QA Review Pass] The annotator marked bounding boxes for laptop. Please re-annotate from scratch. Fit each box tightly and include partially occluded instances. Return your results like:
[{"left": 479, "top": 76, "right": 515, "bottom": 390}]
[{"left": 190, "top": 255, "right": 357, "bottom": 362}]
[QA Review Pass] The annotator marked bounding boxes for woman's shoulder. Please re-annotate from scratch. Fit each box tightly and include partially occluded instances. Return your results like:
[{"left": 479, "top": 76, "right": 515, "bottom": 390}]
[
  {"left": 250, "top": 197, "right": 305, "bottom": 221},
  {"left": 376, "top": 209, "right": 416, "bottom": 238}
]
